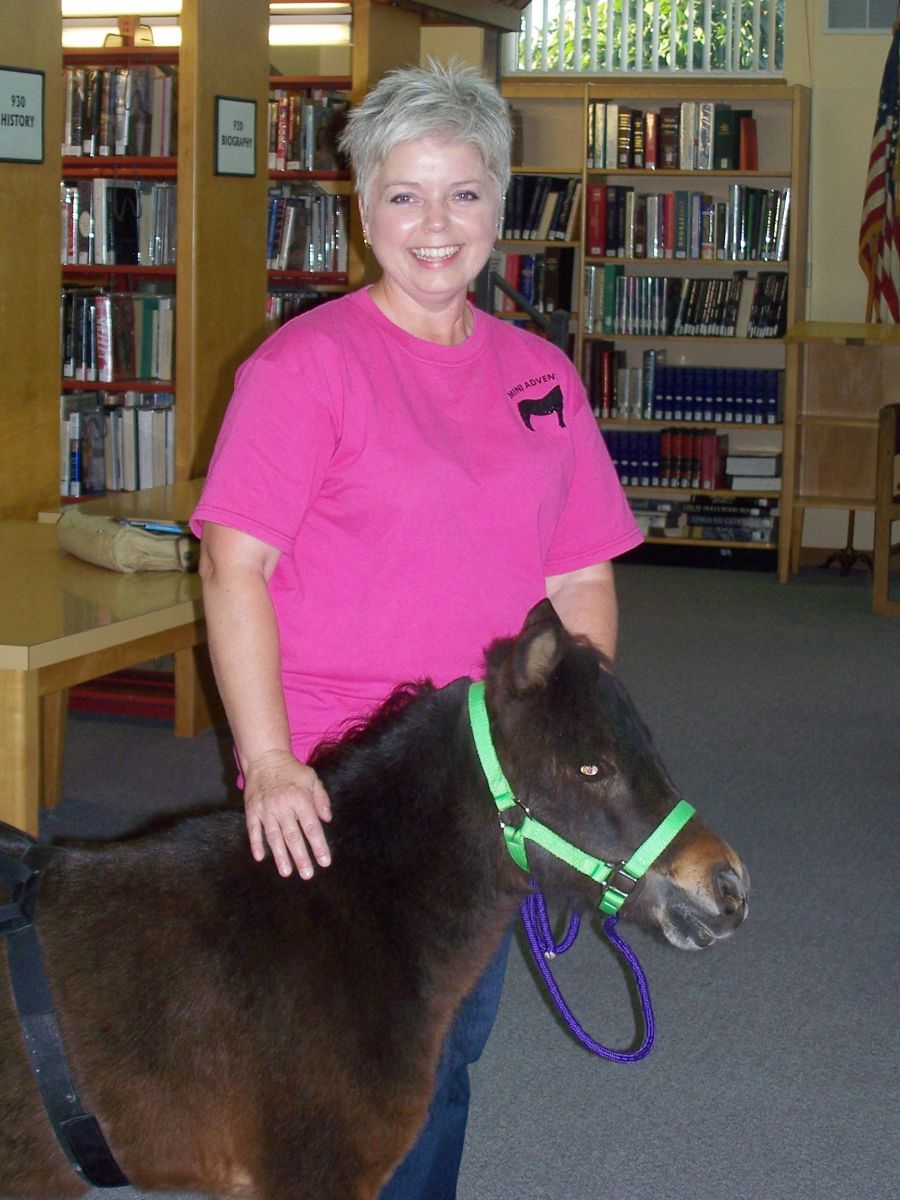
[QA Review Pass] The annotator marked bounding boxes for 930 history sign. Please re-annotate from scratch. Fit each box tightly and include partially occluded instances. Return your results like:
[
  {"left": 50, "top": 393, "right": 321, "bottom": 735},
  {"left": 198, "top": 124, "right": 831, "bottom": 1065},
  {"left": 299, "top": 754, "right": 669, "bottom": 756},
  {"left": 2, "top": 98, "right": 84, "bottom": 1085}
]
[{"left": 0, "top": 66, "right": 44, "bottom": 163}]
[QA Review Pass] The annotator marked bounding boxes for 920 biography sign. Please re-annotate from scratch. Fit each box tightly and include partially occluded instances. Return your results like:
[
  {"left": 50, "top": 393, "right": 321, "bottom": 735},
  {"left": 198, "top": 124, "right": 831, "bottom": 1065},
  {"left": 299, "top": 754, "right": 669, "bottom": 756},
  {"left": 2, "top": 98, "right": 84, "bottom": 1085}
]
[
  {"left": 215, "top": 95, "right": 257, "bottom": 177},
  {"left": 0, "top": 66, "right": 44, "bottom": 163}
]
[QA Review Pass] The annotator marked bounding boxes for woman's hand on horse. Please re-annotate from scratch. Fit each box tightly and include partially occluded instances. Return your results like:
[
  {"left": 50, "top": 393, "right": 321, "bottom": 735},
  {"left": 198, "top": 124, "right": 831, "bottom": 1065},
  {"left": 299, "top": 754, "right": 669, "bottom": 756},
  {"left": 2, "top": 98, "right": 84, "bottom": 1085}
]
[{"left": 243, "top": 750, "right": 332, "bottom": 879}]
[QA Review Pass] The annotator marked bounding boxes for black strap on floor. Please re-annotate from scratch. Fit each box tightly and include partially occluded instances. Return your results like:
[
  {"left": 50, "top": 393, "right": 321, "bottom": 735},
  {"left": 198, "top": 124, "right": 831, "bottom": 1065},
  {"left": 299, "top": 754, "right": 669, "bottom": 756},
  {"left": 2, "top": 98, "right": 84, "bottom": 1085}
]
[{"left": 0, "top": 833, "right": 130, "bottom": 1189}]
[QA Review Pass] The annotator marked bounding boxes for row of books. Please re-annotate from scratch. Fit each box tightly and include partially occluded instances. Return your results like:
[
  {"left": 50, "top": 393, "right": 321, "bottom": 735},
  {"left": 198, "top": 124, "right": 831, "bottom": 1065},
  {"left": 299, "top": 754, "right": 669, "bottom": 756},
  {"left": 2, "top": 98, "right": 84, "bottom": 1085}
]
[
  {"left": 266, "top": 289, "right": 335, "bottom": 327},
  {"left": 61, "top": 288, "right": 175, "bottom": 384},
  {"left": 587, "top": 101, "right": 759, "bottom": 172},
  {"left": 585, "top": 183, "right": 790, "bottom": 262},
  {"left": 585, "top": 348, "right": 782, "bottom": 426},
  {"left": 267, "top": 88, "right": 350, "bottom": 173},
  {"left": 583, "top": 265, "right": 787, "bottom": 338},
  {"left": 629, "top": 496, "right": 779, "bottom": 544},
  {"left": 671, "top": 272, "right": 787, "bottom": 338},
  {"left": 501, "top": 175, "right": 582, "bottom": 242},
  {"left": 62, "top": 65, "right": 177, "bottom": 159},
  {"left": 266, "top": 185, "right": 349, "bottom": 273},
  {"left": 608, "top": 429, "right": 782, "bottom": 501},
  {"left": 486, "top": 248, "right": 577, "bottom": 316},
  {"left": 606, "top": 428, "right": 729, "bottom": 490},
  {"left": 60, "top": 178, "right": 177, "bottom": 268},
  {"left": 60, "top": 391, "right": 175, "bottom": 498}
]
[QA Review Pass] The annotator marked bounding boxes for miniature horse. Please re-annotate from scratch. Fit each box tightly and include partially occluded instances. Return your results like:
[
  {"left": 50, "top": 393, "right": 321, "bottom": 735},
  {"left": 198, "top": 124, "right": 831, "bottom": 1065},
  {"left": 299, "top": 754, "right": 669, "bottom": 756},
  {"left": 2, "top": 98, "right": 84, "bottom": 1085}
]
[{"left": 0, "top": 601, "right": 749, "bottom": 1200}]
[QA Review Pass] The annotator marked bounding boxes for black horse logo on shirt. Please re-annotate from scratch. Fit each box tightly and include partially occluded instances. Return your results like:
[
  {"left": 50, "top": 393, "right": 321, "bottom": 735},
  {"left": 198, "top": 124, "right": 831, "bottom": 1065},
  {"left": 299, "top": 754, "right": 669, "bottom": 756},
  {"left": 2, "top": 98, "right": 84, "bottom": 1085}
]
[{"left": 518, "top": 386, "right": 565, "bottom": 431}]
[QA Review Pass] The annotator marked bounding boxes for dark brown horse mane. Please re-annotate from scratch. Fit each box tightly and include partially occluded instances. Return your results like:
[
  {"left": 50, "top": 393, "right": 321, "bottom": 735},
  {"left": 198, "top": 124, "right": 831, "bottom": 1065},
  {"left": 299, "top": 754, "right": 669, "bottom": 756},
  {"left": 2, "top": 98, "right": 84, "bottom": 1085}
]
[{"left": 309, "top": 679, "right": 441, "bottom": 771}]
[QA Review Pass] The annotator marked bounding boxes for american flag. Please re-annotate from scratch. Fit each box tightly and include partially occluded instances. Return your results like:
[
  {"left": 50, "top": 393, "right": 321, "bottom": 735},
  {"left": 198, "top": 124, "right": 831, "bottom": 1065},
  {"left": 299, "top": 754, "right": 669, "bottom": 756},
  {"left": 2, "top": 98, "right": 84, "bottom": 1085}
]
[{"left": 859, "top": 22, "right": 900, "bottom": 322}]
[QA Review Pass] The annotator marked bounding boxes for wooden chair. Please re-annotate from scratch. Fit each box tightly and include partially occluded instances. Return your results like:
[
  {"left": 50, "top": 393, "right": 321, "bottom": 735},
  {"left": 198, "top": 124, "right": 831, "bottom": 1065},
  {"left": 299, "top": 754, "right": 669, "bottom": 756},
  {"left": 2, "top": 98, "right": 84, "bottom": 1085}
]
[{"left": 872, "top": 402, "right": 900, "bottom": 616}]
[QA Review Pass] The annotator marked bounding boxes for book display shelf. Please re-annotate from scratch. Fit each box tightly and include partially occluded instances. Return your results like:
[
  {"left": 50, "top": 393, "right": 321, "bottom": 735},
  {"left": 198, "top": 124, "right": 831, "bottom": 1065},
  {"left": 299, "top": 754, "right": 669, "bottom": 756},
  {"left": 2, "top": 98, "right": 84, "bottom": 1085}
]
[
  {"left": 779, "top": 322, "right": 900, "bottom": 582},
  {"left": 60, "top": 47, "right": 179, "bottom": 498},
  {"left": 266, "top": 76, "right": 353, "bottom": 325},
  {"left": 501, "top": 78, "right": 811, "bottom": 561}
]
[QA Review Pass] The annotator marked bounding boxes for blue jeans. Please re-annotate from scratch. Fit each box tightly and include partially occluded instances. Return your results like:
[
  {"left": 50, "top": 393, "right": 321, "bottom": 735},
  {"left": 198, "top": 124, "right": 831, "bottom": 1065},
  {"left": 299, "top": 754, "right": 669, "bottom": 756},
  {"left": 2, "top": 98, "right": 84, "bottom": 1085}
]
[{"left": 379, "top": 929, "right": 513, "bottom": 1200}]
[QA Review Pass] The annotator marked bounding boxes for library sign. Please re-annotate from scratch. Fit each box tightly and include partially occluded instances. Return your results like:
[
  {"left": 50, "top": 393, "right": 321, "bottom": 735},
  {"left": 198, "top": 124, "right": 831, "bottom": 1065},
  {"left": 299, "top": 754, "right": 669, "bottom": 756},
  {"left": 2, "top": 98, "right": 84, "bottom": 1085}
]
[
  {"left": 0, "top": 66, "right": 43, "bottom": 163},
  {"left": 215, "top": 96, "right": 257, "bottom": 177}
]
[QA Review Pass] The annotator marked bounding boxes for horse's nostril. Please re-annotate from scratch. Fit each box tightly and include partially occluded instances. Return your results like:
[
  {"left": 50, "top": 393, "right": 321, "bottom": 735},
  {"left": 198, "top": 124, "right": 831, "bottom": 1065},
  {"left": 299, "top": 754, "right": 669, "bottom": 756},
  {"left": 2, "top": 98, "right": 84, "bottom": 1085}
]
[{"left": 716, "top": 864, "right": 747, "bottom": 919}]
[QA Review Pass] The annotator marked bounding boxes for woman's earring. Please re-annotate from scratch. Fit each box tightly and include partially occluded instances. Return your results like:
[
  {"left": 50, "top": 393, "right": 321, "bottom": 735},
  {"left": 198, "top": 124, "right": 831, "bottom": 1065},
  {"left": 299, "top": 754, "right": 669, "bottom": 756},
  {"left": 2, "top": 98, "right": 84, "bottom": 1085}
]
[{"left": 362, "top": 229, "right": 371, "bottom": 247}]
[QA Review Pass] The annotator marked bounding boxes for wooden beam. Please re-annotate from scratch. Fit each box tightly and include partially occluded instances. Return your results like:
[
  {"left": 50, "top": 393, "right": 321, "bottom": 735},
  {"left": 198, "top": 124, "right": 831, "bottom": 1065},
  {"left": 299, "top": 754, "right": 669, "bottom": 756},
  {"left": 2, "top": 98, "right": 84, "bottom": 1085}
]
[
  {"left": 0, "top": 3, "right": 63, "bottom": 518},
  {"left": 404, "top": 0, "right": 522, "bottom": 33}
]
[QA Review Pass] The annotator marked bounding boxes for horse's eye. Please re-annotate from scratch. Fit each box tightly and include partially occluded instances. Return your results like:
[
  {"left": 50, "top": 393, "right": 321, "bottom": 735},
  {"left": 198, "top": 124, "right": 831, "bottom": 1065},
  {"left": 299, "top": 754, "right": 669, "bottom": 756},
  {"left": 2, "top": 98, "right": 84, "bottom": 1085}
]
[{"left": 580, "top": 764, "right": 600, "bottom": 777}]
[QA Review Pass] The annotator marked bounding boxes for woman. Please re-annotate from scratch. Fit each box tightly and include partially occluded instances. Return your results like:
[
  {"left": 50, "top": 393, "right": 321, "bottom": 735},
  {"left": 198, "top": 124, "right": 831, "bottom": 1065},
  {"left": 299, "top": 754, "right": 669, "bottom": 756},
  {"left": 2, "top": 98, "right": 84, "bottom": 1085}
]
[{"left": 192, "top": 60, "right": 642, "bottom": 1199}]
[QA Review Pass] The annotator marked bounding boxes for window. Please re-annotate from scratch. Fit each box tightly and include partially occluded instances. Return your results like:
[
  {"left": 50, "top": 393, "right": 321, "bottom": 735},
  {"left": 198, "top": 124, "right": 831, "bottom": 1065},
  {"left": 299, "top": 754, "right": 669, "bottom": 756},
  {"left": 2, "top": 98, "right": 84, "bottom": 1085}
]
[{"left": 504, "top": 1, "right": 784, "bottom": 75}]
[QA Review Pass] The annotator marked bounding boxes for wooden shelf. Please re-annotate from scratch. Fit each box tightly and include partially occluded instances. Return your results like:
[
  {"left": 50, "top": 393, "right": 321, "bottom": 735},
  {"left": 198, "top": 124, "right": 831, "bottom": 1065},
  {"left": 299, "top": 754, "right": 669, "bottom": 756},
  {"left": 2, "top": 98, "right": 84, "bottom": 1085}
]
[
  {"left": 797, "top": 415, "right": 879, "bottom": 429},
  {"left": 790, "top": 495, "right": 876, "bottom": 511},
  {"left": 62, "top": 156, "right": 177, "bottom": 178},
  {"left": 779, "top": 324, "right": 900, "bottom": 580},
  {"left": 62, "top": 46, "right": 178, "bottom": 66},
  {"left": 267, "top": 271, "right": 348, "bottom": 288},
  {"left": 268, "top": 170, "right": 350, "bottom": 183},
  {"left": 627, "top": 485, "right": 780, "bottom": 500},
  {"left": 586, "top": 168, "right": 792, "bottom": 180},
  {"left": 62, "top": 264, "right": 176, "bottom": 279},
  {"left": 644, "top": 535, "right": 776, "bottom": 550},
  {"left": 584, "top": 333, "right": 785, "bottom": 345},
  {"left": 61, "top": 379, "right": 174, "bottom": 393},
  {"left": 602, "top": 418, "right": 783, "bottom": 432},
  {"left": 584, "top": 256, "right": 789, "bottom": 269},
  {"left": 269, "top": 76, "right": 351, "bottom": 89},
  {"left": 498, "top": 239, "right": 579, "bottom": 249}
]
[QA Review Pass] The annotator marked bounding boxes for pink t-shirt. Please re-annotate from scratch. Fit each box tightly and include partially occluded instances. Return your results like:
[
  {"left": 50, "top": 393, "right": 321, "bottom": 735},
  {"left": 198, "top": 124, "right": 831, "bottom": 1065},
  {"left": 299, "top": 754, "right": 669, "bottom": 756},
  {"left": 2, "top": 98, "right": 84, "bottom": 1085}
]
[{"left": 192, "top": 288, "right": 642, "bottom": 758}]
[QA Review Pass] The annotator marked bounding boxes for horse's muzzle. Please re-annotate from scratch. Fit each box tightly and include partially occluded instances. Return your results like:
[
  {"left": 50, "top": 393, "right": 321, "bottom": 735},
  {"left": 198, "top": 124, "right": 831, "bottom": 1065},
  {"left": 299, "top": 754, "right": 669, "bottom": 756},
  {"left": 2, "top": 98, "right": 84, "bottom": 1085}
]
[{"left": 643, "top": 857, "right": 750, "bottom": 951}]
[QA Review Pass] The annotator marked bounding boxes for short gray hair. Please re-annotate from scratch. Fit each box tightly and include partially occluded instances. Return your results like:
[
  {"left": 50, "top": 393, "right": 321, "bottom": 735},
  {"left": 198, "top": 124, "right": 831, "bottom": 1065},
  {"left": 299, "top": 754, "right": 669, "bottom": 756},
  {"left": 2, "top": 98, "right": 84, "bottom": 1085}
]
[{"left": 339, "top": 59, "right": 513, "bottom": 209}]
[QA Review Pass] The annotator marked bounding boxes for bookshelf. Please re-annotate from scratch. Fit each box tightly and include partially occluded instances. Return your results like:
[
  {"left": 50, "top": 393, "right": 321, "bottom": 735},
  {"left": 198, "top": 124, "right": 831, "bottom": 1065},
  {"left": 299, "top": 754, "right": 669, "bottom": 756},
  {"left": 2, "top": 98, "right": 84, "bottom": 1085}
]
[
  {"left": 779, "top": 322, "right": 900, "bottom": 582},
  {"left": 0, "top": 0, "right": 271, "bottom": 517},
  {"left": 60, "top": 47, "right": 179, "bottom": 496},
  {"left": 266, "top": 75, "right": 353, "bottom": 326},
  {"left": 501, "top": 78, "right": 811, "bottom": 560}
]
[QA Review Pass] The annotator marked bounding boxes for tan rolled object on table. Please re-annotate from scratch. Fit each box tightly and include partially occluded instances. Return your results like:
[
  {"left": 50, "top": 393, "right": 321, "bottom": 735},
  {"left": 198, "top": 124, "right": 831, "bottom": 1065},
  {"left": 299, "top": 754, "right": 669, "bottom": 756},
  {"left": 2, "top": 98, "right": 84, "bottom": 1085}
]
[{"left": 56, "top": 508, "right": 199, "bottom": 573}]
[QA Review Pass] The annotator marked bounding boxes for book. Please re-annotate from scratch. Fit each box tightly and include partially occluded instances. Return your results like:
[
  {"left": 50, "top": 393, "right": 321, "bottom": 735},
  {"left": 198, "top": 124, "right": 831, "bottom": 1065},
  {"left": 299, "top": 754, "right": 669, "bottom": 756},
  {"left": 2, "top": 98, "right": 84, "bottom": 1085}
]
[
  {"left": 586, "top": 101, "right": 606, "bottom": 168},
  {"left": 729, "top": 475, "right": 782, "bottom": 491},
  {"left": 678, "top": 101, "right": 697, "bottom": 169},
  {"left": 106, "top": 180, "right": 140, "bottom": 266},
  {"left": 617, "top": 107, "right": 637, "bottom": 167},
  {"left": 561, "top": 180, "right": 582, "bottom": 242},
  {"left": 695, "top": 102, "right": 714, "bottom": 170},
  {"left": 713, "top": 105, "right": 735, "bottom": 169},
  {"left": 726, "top": 453, "right": 782, "bottom": 475},
  {"left": 659, "top": 108, "right": 680, "bottom": 168},
  {"left": 585, "top": 182, "right": 607, "bottom": 255},
  {"left": 643, "top": 111, "right": 658, "bottom": 170},
  {"left": 738, "top": 115, "right": 759, "bottom": 170},
  {"left": 604, "top": 104, "right": 619, "bottom": 170}
]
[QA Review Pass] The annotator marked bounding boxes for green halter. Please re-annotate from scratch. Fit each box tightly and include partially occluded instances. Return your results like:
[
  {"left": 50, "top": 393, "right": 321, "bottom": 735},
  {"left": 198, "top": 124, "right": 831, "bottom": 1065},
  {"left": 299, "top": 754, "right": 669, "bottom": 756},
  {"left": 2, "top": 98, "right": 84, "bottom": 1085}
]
[{"left": 467, "top": 681, "right": 696, "bottom": 916}]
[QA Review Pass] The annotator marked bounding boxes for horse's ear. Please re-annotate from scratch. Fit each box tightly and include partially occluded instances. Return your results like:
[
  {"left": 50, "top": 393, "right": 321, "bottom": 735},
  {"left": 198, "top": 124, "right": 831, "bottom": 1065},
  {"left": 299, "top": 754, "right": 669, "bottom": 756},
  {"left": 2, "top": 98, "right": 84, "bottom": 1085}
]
[{"left": 511, "top": 601, "right": 565, "bottom": 692}]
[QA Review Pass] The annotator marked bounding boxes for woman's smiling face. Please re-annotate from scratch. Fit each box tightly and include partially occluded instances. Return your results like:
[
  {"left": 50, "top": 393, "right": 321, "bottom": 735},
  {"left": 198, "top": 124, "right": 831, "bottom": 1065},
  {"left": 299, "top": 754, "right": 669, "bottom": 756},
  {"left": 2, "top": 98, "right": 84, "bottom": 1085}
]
[{"left": 362, "top": 135, "right": 500, "bottom": 315}]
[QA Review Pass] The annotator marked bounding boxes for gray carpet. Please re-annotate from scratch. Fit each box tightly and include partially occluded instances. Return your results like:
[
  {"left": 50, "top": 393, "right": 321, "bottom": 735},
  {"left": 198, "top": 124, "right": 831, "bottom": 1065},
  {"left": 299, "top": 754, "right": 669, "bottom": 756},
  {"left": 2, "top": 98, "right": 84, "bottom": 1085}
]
[{"left": 34, "top": 564, "right": 900, "bottom": 1199}]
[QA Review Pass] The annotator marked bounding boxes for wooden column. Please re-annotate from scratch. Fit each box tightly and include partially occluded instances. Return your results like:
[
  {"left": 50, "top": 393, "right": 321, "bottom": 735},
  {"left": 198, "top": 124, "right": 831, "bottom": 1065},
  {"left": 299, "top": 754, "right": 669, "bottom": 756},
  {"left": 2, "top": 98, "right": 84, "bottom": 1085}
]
[
  {"left": 0, "top": 3, "right": 62, "bottom": 518},
  {"left": 350, "top": 0, "right": 423, "bottom": 283},
  {"left": 176, "top": 0, "right": 271, "bottom": 480}
]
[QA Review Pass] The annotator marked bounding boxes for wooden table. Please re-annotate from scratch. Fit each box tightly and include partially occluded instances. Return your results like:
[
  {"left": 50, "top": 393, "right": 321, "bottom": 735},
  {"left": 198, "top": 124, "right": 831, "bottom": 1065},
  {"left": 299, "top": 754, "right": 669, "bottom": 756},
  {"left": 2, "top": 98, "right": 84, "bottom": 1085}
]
[
  {"left": 0, "top": 519, "right": 206, "bottom": 835},
  {"left": 38, "top": 477, "right": 206, "bottom": 526},
  {"left": 38, "top": 476, "right": 215, "bottom": 743}
]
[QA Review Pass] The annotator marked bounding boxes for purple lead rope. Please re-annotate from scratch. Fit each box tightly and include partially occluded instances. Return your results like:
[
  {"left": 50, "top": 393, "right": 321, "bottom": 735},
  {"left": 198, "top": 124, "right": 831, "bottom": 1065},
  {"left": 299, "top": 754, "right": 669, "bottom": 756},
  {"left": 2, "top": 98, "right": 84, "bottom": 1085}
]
[{"left": 520, "top": 889, "right": 656, "bottom": 1062}]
